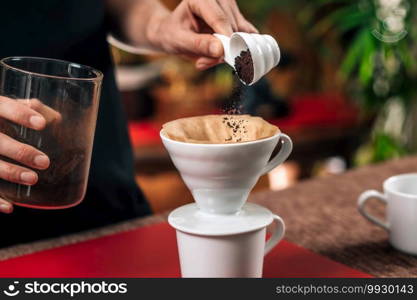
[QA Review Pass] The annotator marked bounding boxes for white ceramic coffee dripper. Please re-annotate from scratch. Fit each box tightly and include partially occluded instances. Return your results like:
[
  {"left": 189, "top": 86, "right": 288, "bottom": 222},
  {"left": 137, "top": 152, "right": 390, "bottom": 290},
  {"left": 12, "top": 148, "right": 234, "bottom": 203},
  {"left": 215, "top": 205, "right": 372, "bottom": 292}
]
[
  {"left": 160, "top": 131, "right": 292, "bottom": 214},
  {"left": 214, "top": 32, "right": 281, "bottom": 85},
  {"left": 161, "top": 129, "right": 292, "bottom": 278}
]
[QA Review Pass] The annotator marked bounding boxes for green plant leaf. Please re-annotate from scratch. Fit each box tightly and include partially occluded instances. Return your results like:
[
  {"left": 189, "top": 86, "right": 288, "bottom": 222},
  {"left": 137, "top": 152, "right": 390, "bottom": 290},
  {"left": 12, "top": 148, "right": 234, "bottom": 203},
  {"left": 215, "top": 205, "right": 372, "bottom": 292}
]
[
  {"left": 310, "top": 4, "right": 367, "bottom": 37},
  {"left": 334, "top": 10, "right": 371, "bottom": 33},
  {"left": 397, "top": 41, "right": 417, "bottom": 75},
  {"left": 340, "top": 29, "right": 368, "bottom": 78},
  {"left": 359, "top": 31, "right": 376, "bottom": 85},
  {"left": 372, "top": 133, "right": 407, "bottom": 162}
]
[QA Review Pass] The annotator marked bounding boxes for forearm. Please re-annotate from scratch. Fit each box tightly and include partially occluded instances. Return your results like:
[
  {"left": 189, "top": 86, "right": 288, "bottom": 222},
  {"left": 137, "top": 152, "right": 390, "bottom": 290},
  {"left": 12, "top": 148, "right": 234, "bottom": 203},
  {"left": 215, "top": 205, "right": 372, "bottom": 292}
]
[{"left": 106, "top": 0, "right": 169, "bottom": 50}]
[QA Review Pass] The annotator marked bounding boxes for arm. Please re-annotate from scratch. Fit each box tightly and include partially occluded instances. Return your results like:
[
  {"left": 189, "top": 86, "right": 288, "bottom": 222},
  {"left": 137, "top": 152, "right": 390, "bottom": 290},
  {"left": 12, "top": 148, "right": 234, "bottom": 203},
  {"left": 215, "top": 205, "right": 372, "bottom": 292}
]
[
  {"left": 106, "top": 0, "right": 257, "bottom": 70},
  {"left": 106, "top": 0, "right": 170, "bottom": 53}
]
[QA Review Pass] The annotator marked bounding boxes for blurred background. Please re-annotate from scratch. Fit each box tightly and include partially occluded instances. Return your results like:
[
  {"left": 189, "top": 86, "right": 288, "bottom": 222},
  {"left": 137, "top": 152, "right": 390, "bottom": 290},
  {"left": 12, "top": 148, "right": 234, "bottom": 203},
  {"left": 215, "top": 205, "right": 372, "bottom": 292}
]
[{"left": 110, "top": 0, "right": 417, "bottom": 213}]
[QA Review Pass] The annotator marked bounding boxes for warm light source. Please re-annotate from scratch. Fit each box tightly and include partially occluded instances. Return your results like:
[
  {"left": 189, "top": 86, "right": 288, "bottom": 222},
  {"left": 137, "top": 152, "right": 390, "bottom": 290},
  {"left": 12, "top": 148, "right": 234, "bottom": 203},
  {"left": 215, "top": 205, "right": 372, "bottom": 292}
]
[{"left": 267, "top": 162, "right": 299, "bottom": 191}]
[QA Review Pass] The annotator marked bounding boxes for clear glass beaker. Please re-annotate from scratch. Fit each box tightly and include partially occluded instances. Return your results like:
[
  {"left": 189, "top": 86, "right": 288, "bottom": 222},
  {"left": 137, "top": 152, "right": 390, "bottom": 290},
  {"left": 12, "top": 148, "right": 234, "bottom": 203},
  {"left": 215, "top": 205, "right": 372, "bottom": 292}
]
[{"left": 0, "top": 57, "right": 103, "bottom": 209}]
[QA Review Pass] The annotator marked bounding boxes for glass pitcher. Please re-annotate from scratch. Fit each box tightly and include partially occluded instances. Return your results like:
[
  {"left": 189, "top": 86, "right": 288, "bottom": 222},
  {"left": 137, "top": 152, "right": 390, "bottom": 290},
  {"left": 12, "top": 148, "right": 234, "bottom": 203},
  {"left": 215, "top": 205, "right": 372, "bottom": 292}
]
[{"left": 0, "top": 57, "right": 103, "bottom": 209}]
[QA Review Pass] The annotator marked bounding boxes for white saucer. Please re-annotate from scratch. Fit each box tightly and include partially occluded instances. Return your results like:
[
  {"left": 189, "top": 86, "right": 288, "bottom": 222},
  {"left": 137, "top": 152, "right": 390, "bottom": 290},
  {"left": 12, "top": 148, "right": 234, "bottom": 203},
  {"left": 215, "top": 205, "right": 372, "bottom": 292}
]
[{"left": 168, "top": 203, "right": 274, "bottom": 236}]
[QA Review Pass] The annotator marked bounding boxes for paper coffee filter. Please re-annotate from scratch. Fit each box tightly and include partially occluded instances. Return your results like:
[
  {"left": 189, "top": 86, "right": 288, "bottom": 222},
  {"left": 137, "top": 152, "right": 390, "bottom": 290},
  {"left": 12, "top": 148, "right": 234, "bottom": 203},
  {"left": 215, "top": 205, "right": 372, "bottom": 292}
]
[{"left": 162, "top": 114, "right": 279, "bottom": 144}]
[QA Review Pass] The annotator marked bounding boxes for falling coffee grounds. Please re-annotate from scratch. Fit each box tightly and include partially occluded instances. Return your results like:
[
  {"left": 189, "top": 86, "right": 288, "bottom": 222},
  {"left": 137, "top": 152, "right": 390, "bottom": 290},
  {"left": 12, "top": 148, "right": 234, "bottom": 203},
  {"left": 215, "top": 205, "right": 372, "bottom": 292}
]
[
  {"left": 222, "top": 76, "right": 244, "bottom": 115},
  {"left": 222, "top": 50, "right": 254, "bottom": 115},
  {"left": 234, "top": 50, "right": 254, "bottom": 85}
]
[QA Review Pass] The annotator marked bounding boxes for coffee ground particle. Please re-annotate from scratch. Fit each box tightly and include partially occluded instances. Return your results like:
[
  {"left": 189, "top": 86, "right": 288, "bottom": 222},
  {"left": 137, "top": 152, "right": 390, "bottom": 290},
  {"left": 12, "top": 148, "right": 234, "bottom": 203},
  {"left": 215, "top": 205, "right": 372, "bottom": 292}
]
[
  {"left": 222, "top": 116, "right": 249, "bottom": 143},
  {"left": 234, "top": 50, "right": 254, "bottom": 85}
]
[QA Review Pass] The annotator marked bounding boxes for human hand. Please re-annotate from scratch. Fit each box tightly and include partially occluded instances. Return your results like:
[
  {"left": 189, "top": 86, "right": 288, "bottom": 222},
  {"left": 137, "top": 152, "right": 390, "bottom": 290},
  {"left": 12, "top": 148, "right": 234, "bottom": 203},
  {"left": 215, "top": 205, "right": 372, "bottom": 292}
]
[
  {"left": 148, "top": 0, "right": 258, "bottom": 70},
  {"left": 0, "top": 97, "right": 61, "bottom": 213}
]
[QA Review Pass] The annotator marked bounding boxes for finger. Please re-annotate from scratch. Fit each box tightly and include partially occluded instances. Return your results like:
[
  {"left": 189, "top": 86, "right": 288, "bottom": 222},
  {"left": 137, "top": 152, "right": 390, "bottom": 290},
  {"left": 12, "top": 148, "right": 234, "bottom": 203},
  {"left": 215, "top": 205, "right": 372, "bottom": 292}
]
[
  {"left": 0, "top": 198, "right": 13, "bottom": 214},
  {"left": 0, "top": 160, "right": 38, "bottom": 186},
  {"left": 196, "top": 57, "right": 223, "bottom": 70},
  {"left": 25, "top": 99, "right": 62, "bottom": 124},
  {"left": 188, "top": 0, "right": 233, "bottom": 36},
  {"left": 179, "top": 53, "right": 200, "bottom": 61},
  {"left": 229, "top": 1, "right": 259, "bottom": 33},
  {"left": 0, "top": 96, "right": 46, "bottom": 130},
  {"left": 0, "top": 133, "right": 50, "bottom": 170},
  {"left": 216, "top": 0, "right": 239, "bottom": 32},
  {"left": 176, "top": 31, "right": 224, "bottom": 58},
  {"left": 241, "top": 20, "right": 259, "bottom": 34},
  {"left": 178, "top": 54, "right": 221, "bottom": 70}
]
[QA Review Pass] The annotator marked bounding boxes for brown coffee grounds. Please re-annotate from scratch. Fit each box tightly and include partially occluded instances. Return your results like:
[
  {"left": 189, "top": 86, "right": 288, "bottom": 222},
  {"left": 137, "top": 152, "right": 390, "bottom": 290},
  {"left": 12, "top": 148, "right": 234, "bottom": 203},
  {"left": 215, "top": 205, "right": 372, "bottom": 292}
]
[
  {"left": 222, "top": 76, "right": 244, "bottom": 115},
  {"left": 234, "top": 50, "right": 254, "bottom": 85},
  {"left": 221, "top": 116, "right": 249, "bottom": 143},
  {"left": 221, "top": 50, "right": 253, "bottom": 121}
]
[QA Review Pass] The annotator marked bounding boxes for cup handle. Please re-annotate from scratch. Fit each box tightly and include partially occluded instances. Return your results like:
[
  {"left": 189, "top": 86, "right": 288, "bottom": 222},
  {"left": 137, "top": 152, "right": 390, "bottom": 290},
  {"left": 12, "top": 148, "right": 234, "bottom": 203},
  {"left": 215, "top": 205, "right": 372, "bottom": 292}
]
[
  {"left": 261, "top": 134, "right": 293, "bottom": 175},
  {"left": 357, "top": 190, "right": 389, "bottom": 231},
  {"left": 264, "top": 215, "right": 285, "bottom": 255}
]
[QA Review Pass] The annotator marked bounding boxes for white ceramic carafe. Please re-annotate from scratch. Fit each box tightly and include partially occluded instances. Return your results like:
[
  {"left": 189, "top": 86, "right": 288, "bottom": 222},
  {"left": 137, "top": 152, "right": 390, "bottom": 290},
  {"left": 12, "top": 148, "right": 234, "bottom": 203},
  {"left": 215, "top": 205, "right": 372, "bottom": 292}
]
[{"left": 169, "top": 203, "right": 285, "bottom": 278}]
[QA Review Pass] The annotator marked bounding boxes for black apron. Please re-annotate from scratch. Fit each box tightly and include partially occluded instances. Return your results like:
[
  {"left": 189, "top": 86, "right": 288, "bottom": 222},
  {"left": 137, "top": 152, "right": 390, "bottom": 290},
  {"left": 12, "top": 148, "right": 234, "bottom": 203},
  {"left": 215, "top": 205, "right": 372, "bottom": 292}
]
[{"left": 0, "top": 0, "right": 151, "bottom": 247}]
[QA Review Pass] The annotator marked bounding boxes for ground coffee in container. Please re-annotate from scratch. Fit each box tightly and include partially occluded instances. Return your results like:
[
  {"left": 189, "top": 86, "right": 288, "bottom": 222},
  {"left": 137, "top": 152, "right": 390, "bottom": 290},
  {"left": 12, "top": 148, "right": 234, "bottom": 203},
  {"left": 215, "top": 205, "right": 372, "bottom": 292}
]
[{"left": 234, "top": 50, "right": 254, "bottom": 85}]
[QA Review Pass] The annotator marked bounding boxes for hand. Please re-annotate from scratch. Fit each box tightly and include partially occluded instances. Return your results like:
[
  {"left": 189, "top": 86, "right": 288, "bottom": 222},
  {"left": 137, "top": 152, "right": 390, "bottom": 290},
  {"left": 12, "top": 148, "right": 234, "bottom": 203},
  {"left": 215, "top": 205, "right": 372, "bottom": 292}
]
[
  {"left": 0, "top": 96, "right": 61, "bottom": 213},
  {"left": 149, "top": 0, "right": 258, "bottom": 70}
]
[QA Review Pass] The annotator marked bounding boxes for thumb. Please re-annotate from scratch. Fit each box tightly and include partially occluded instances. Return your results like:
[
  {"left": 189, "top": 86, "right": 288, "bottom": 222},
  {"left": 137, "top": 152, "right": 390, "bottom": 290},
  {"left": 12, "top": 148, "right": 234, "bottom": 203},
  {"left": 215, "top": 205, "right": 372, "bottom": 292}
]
[{"left": 177, "top": 31, "right": 224, "bottom": 58}]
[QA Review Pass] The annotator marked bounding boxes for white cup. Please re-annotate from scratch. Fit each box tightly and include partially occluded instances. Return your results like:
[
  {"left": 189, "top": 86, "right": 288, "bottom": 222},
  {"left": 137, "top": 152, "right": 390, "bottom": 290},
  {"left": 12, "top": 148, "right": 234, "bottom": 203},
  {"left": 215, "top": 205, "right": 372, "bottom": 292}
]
[
  {"left": 161, "top": 132, "right": 292, "bottom": 214},
  {"left": 170, "top": 204, "right": 285, "bottom": 278},
  {"left": 214, "top": 32, "right": 281, "bottom": 85},
  {"left": 358, "top": 173, "right": 417, "bottom": 255}
]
